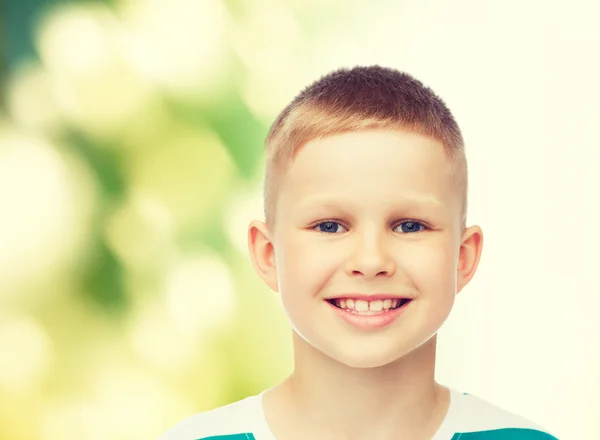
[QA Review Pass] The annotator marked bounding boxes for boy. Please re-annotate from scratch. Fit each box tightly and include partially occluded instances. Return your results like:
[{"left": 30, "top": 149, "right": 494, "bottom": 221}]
[{"left": 159, "top": 66, "right": 558, "bottom": 439}]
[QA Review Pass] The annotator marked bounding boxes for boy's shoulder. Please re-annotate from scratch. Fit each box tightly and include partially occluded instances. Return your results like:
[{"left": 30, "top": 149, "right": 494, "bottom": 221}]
[
  {"left": 157, "top": 393, "right": 266, "bottom": 440},
  {"left": 447, "top": 389, "right": 559, "bottom": 439}
]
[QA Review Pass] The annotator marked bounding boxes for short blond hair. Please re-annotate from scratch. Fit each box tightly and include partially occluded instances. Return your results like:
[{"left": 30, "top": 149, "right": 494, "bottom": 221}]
[{"left": 264, "top": 65, "right": 467, "bottom": 228}]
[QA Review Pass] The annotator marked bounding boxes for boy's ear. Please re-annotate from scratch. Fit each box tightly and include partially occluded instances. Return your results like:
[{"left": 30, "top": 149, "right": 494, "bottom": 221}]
[
  {"left": 248, "top": 220, "right": 279, "bottom": 292},
  {"left": 456, "top": 225, "right": 484, "bottom": 294}
]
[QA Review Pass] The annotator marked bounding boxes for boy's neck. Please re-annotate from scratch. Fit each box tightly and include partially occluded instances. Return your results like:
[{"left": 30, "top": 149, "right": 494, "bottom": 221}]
[{"left": 263, "top": 333, "right": 450, "bottom": 440}]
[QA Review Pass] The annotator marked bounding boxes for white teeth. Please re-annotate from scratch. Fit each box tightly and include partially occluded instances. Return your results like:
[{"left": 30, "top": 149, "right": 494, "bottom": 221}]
[
  {"left": 355, "top": 300, "right": 368, "bottom": 312},
  {"left": 333, "top": 298, "right": 406, "bottom": 314},
  {"left": 369, "top": 300, "right": 383, "bottom": 312}
]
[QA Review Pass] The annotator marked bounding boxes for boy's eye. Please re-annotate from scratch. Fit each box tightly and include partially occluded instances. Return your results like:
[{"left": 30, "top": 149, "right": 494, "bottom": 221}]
[
  {"left": 315, "top": 221, "right": 347, "bottom": 234},
  {"left": 395, "top": 221, "right": 426, "bottom": 233}
]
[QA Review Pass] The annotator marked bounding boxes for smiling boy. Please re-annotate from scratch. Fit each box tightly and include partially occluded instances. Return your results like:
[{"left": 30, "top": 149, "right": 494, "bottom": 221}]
[{"left": 159, "top": 66, "right": 558, "bottom": 439}]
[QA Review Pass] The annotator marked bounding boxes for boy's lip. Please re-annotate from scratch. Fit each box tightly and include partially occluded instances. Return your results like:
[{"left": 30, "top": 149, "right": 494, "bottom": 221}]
[{"left": 325, "top": 293, "right": 415, "bottom": 301}]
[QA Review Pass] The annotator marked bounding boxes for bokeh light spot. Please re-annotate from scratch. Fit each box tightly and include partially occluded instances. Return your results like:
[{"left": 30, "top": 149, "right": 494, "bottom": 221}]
[
  {"left": 0, "top": 314, "right": 53, "bottom": 393},
  {"left": 128, "top": 127, "right": 236, "bottom": 231},
  {"left": 0, "top": 129, "right": 96, "bottom": 297},
  {"left": 129, "top": 300, "right": 199, "bottom": 372},
  {"left": 35, "top": 3, "right": 153, "bottom": 138},
  {"left": 166, "top": 253, "right": 237, "bottom": 335},
  {"left": 105, "top": 192, "right": 175, "bottom": 271},
  {"left": 120, "top": 0, "right": 230, "bottom": 101}
]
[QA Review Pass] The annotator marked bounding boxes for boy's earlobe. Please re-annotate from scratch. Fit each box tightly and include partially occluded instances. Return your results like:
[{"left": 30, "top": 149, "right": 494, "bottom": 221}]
[
  {"left": 248, "top": 220, "right": 279, "bottom": 292},
  {"left": 456, "top": 225, "right": 484, "bottom": 294}
]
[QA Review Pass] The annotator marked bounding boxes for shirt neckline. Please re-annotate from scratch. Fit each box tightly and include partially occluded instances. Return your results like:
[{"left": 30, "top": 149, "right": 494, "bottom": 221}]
[{"left": 251, "top": 386, "right": 461, "bottom": 440}]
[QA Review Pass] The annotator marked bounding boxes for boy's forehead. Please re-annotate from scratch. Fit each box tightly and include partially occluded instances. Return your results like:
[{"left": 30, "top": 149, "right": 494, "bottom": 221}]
[
  {"left": 291, "top": 193, "right": 451, "bottom": 215},
  {"left": 278, "top": 129, "right": 458, "bottom": 209}
]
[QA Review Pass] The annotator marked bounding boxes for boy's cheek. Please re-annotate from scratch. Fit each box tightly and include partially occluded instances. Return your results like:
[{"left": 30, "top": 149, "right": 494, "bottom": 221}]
[{"left": 279, "top": 249, "right": 342, "bottom": 295}]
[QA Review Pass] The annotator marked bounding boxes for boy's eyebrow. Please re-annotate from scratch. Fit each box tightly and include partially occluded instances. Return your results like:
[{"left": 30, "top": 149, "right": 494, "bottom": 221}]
[{"left": 292, "top": 195, "right": 451, "bottom": 214}]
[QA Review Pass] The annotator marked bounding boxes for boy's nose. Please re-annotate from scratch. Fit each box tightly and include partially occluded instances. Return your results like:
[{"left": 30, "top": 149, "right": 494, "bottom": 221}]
[{"left": 344, "top": 236, "right": 396, "bottom": 279}]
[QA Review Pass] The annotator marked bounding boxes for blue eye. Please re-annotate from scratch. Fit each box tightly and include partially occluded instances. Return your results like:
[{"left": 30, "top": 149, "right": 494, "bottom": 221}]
[
  {"left": 316, "top": 221, "right": 347, "bottom": 233},
  {"left": 396, "top": 221, "right": 426, "bottom": 233}
]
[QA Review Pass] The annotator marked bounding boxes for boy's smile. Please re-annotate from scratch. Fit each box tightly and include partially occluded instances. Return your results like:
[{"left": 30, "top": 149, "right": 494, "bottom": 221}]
[{"left": 254, "top": 129, "right": 481, "bottom": 369}]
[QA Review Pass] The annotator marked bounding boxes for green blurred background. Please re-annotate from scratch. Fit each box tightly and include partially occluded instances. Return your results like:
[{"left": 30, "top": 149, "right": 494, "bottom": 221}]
[{"left": 0, "top": 0, "right": 342, "bottom": 437}]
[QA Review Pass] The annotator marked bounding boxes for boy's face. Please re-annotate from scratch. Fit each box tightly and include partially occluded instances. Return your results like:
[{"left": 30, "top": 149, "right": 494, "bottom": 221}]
[{"left": 249, "top": 129, "right": 482, "bottom": 368}]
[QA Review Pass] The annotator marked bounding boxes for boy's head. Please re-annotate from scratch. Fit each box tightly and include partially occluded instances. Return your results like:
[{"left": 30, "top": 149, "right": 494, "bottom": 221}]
[
  {"left": 249, "top": 66, "right": 483, "bottom": 369},
  {"left": 263, "top": 65, "right": 468, "bottom": 231}
]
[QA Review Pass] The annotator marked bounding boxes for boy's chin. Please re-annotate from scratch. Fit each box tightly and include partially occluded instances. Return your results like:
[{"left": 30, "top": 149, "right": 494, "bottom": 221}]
[
  {"left": 326, "top": 348, "right": 417, "bottom": 370},
  {"left": 324, "top": 337, "right": 438, "bottom": 370}
]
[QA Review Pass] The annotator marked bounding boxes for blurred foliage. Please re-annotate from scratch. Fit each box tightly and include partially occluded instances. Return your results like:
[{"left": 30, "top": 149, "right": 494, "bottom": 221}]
[{"left": 0, "top": 0, "right": 324, "bottom": 437}]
